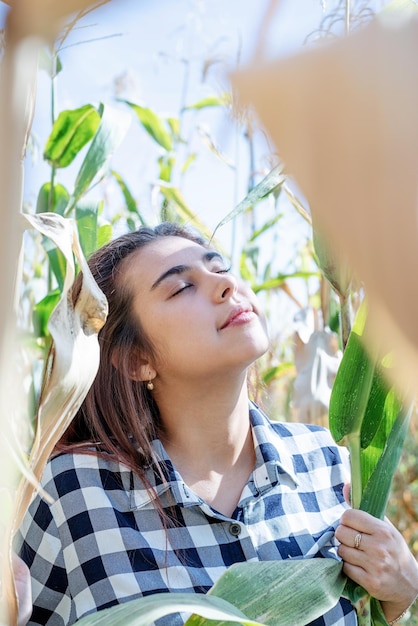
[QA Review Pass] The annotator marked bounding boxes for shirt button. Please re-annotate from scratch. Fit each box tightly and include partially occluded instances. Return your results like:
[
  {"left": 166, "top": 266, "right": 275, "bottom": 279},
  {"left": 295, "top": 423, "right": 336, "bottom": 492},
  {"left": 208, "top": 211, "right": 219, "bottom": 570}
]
[{"left": 229, "top": 523, "right": 241, "bottom": 537}]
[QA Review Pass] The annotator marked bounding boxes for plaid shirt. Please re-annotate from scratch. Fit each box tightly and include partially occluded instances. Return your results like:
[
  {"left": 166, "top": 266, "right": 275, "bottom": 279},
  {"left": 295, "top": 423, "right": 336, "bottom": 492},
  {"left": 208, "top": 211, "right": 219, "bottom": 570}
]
[{"left": 17, "top": 404, "right": 356, "bottom": 626}]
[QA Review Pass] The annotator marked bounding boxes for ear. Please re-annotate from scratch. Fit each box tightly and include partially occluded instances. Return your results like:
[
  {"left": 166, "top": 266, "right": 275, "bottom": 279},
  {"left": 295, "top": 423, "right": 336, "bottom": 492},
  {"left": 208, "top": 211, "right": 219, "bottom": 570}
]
[{"left": 111, "top": 346, "right": 156, "bottom": 382}]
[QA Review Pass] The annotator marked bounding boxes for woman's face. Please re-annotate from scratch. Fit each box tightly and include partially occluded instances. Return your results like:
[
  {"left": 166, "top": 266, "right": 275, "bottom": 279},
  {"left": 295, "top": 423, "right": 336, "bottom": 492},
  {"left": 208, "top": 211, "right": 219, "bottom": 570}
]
[{"left": 122, "top": 236, "right": 269, "bottom": 383}]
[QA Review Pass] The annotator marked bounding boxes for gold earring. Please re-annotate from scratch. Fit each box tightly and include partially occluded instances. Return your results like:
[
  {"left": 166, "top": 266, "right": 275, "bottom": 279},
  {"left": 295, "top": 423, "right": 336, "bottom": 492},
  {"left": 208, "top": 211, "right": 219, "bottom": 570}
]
[{"left": 146, "top": 379, "right": 154, "bottom": 391}]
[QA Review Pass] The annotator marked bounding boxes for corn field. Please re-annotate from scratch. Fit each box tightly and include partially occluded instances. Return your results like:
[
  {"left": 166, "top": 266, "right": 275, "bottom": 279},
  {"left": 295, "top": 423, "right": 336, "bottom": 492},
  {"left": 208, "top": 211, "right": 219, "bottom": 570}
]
[{"left": 1, "top": 1, "right": 417, "bottom": 625}]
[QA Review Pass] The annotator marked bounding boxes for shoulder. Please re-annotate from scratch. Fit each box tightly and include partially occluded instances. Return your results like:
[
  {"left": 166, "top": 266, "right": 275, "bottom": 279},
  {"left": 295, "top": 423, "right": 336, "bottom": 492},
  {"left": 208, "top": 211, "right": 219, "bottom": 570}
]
[
  {"left": 271, "top": 420, "right": 336, "bottom": 444},
  {"left": 274, "top": 420, "right": 347, "bottom": 457},
  {"left": 251, "top": 402, "right": 337, "bottom": 445},
  {"left": 271, "top": 421, "right": 350, "bottom": 479},
  {"left": 30, "top": 451, "right": 134, "bottom": 517},
  {"left": 18, "top": 452, "right": 135, "bottom": 555},
  {"left": 44, "top": 451, "right": 129, "bottom": 488},
  {"left": 250, "top": 403, "right": 349, "bottom": 469}
]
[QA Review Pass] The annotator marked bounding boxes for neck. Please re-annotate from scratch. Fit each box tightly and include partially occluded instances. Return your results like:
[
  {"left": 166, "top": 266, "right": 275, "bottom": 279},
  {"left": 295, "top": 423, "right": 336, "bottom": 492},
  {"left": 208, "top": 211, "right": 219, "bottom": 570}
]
[
  {"left": 156, "top": 378, "right": 255, "bottom": 516},
  {"left": 157, "top": 374, "right": 251, "bottom": 460}
]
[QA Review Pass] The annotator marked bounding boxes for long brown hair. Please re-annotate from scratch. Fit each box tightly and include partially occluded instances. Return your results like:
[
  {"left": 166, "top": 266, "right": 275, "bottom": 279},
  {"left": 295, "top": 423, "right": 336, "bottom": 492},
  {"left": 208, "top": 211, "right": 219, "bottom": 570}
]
[{"left": 57, "top": 222, "right": 207, "bottom": 480}]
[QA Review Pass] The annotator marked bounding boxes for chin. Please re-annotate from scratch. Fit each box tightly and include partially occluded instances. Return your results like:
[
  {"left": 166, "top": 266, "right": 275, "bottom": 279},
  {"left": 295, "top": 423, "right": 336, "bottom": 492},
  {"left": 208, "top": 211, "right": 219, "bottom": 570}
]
[
  {"left": 255, "top": 341, "right": 270, "bottom": 361},
  {"left": 243, "top": 334, "right": 270, "bottom": 365}
]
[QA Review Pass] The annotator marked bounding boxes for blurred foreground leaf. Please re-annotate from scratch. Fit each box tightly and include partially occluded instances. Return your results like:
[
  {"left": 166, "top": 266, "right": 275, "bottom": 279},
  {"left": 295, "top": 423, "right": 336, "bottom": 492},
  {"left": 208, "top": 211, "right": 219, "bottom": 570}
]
[
  {"left": 75, "top": 559, "right": 345, "bottom": 626},
  {"left": 76, "top": 593, "right": 263, "bottom": 626}
]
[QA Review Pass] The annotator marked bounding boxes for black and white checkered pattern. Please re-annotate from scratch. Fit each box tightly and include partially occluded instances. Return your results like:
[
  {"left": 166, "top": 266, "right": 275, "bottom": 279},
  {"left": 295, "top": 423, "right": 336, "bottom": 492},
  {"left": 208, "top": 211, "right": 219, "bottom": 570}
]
[{"left": 17, "top": 404, "right": 356, "bottom": 625}]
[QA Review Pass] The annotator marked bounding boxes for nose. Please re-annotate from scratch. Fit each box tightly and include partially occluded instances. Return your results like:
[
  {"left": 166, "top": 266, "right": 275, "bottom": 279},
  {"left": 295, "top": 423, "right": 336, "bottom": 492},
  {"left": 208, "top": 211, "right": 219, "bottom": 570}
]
[{"left": 212, "top": 271, "right": 238, "bottom": 302}]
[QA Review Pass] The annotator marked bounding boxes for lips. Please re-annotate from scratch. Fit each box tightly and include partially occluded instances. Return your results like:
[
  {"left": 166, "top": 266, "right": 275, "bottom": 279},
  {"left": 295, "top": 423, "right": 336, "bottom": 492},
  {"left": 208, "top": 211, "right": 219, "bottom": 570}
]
[{"left": 220, "top": 305, "right": 254, "bottom": 330}]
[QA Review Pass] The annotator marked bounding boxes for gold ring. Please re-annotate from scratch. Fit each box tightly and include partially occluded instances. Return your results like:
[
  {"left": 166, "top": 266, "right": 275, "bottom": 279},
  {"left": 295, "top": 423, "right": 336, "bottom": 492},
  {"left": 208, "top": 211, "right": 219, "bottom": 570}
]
[{"left": 354, "top": 532, "right": 362, "bottom": 549}]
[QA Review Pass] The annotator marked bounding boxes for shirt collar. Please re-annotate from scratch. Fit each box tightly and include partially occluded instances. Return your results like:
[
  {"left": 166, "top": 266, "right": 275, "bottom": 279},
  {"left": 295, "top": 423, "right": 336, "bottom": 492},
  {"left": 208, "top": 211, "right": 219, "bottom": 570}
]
[
  {"left": 130, "top": 402, "right": 298, "bottom": 510},
  {"left": 130, "top": 439, "right": 202, "bottom": 510},
  {"left": 249, "top": 403, "right": 299, "bottom": 493}
]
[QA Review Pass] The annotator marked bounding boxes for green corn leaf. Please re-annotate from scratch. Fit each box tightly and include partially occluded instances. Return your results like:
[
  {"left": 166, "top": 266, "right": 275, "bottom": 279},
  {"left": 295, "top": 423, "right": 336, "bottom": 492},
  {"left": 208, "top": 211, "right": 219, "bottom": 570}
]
[
  {"left": 183, "top": 94, "right": 230, "bottom": 111},
  {"left": 158, "top": 185, "right": 217, "bottom": 245},
  {"left": 370, "top": 597, "right": 392, "bottom": 626},
  {"left": 181, "top": 153, "right": 197, "bottom": 174},
  {"left": 167, "top": 117, "right": 181, "bottom": 140},
  {"left": 360, "top": 400, "right": 412, "bottom": 518},
  {"left": 32, "top": 289, "right": 61, "bottom": 338},
  {"left": 111, "top": 170, "right": 145, "bottom": 222},
  {"left": 343, "top": 582, "right": 389, "bottom": 625},
  {"left": 328, "top": 290, "right": 410, "bottom": 625},
  {"left": 75, "top": 202, "right": 99, "bottom": 259},
  {"left": 43, "top": 104, "right": 101, "bottom": 168},
  {"left": 188, "top": 560, "right": 346, "bottom": 626},
  {"left": 239, "top": 252, "right": 257, "bottom": 283},
  {"left": 212, "top": 165, "right": 286, "bottom": 238},
  {"left": 122, "top": 100, "right": 173, "bottom": 151},
  {"left": 74, "top": 593, "right": 263, "bottom": 626},
  {"left": 254, "top": 271, "right": 320, "bottom": 294},
  {"left": 66, "top": 103, "right": 130, "bottom": 214},
  {"left": 74, "top": 559, "right": 345, "bottom": 626},
  {"left": 97, "top": 223, "right": 113, "bottom": 249},
  {"left": 158, "top": 154, "right": 176, "bottom": 183},
  {"left": 359, "top": 367, "right": 391, "bottom": 451},
  {"left": 359, "top": 387, "right": 401, "bottom": 490},
  {"left": 329, "top": 299, "right": 408, "bottom": 513},
  {"left": 329, "top": 301, "right": 378, "bottom": 510},
  {"left": 42, "top": 237, "right": 67, "bottom": 291},
  {"left": 248, "top": 214, "right": 283, "bottom": 242},
  {"left": 329, "top": 302, "right": 375, "bottom": 446},
  {"left": 36, "top": 182, "right": 69, "bottom": 215},
  {"left": 262, "top": 362, "right": 294, "bottom": 385}
]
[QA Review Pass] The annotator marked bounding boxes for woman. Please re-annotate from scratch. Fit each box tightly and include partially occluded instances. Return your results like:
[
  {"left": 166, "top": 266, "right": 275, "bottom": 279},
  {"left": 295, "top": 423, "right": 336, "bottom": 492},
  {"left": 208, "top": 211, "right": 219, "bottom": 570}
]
[{"left": 17, "top": 222, "right": 418, "bottom": 625}]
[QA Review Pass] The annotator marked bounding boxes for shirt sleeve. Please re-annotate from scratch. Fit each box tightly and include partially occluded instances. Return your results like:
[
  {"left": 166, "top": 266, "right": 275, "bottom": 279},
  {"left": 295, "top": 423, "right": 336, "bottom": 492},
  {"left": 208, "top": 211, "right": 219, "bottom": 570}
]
[
  {"left": 15, "top": 453, "right": 145, "bottom": 625},
  {"left": 16, "top": 492, "right": 72, "bottom": 626}
]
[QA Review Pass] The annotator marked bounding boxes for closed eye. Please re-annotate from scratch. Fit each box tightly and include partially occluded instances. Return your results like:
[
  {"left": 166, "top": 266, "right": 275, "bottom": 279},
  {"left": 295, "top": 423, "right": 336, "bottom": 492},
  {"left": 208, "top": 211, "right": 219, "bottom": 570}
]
[
  {"left": 170, "top": 267, "right": 230, "bottom": 297},
  {"left": 171, "top": 283, "right": 193, "bottom": 297}
]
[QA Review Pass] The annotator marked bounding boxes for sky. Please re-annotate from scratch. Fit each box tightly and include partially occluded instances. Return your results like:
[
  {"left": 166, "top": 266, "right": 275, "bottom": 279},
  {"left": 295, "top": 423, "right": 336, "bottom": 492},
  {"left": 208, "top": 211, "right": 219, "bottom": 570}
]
[{"left": 19, "top": 0, "right": 326, "bottom": 237}]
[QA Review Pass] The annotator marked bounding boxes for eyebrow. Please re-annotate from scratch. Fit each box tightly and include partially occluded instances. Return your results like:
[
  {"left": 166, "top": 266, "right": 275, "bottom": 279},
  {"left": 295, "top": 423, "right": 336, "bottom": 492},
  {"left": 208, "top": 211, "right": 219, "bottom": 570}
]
[{"left": 150, "top": 251, "right": 225, "bottom": 290}]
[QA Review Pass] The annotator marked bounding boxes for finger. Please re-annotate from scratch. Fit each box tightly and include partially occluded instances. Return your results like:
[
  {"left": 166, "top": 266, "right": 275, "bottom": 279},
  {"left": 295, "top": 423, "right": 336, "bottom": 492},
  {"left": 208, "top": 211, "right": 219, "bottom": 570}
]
[
  {"left": 339, "top": 508, "right": 385, "bottom": 534},
  {"left": 340, "top": 511, "right": 401, "bottom": 555},
  {"left": 341, "top": 560, "right": 377, "bottom": 594},
  {"left": 337, "top": 536, "right": 370, "bottom": 570},
  {"left": 337, "top": 537, "right": 370, "bottom": 568},
  {"left": 335, "top": 522, "right": 370, "bottom": 551}
]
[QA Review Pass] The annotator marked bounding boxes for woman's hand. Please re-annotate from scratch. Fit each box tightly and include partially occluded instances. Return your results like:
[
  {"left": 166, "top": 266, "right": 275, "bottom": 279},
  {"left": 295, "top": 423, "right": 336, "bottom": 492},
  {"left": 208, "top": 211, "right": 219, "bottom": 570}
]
[{"left": 335, "top": 507, "right": 418, "bottom": 623}]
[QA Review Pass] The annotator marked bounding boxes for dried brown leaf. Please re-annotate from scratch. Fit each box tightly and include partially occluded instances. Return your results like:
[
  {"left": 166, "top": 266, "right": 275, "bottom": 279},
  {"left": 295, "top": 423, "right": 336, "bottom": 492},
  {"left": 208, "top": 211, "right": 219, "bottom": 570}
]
[
  {"left": 13, "top": 213, "right": 108, "bottom": 531},
  {"left": 5, "top": 0, "right": 111, "bottom": 44},
  {"left": 232, "top": 11, "right": 418, "bottom": 399},
  {"left": 1, "top": 214, "right": 107, "bottom": 625}
]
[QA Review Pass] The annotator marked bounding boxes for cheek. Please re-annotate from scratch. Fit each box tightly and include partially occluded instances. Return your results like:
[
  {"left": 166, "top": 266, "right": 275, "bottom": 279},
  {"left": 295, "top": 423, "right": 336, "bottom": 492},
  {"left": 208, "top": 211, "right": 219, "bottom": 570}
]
[{"left": 142, "top": 309, "right": 201, "bottom": 356}]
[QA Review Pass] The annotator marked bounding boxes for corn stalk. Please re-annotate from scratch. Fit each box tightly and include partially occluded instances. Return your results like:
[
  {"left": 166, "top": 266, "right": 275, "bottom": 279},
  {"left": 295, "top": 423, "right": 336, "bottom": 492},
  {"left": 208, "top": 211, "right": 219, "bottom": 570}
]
[{"left": 0, "top": 29, "right": 40, "bottom": 626}]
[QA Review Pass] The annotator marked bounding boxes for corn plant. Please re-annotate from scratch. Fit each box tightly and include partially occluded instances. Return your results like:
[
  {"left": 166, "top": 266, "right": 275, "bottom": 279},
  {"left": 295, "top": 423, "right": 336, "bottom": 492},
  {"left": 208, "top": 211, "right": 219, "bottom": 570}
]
[
  {"left": 328, "top": 302, "right": 412, "bottom": 625},
  {"left": 316, "top": 232, "right": 413, "bottom": 626},
  {"left": 3, "top": 1, "right": 417, "bottom": 626}
]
